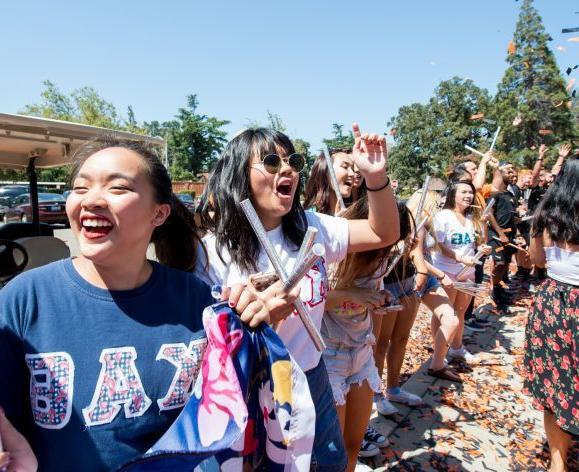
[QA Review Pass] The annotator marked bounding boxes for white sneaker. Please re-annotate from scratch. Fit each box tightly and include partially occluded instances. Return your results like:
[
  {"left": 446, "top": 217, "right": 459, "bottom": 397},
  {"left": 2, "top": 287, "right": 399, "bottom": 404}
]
[
  {"left": 355, "top": 461, "right": 375, "bottom": 471},
  {"left": 358, "top": 438, "right": 380, "bottom": 458},
  {"left": 447, "top": 346, "right": 479, "bottom": 365},
  {"left": 386, "top": 388, "right": 423, "bottom": 406},
  {"left": 364, "top": 425, "right": 389, "bottom": 446},
  {"left": 375, "top": 394, "right": 399, "bottom": 416}
]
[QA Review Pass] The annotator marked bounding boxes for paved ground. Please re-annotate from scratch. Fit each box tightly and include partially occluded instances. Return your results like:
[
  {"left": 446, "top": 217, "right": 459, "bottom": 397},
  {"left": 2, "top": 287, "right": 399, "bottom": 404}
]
[{"left": 358, "top": 290, "right": 578, "bottom": 471}]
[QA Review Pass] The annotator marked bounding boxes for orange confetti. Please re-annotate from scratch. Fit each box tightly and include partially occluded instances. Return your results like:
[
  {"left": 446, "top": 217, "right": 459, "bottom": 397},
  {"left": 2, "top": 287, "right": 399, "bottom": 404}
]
[
  {"left": 566, "top": 77, "right": 576, "bottom": 91},
  {"left": 539, "top": 129, "right": 553, "bottom": 135},
  {"left": 508, "top": 41, "right": 516, "bottom": 55},
  {"left": 566, "top": 37, "right": 579, "bottom": 43},
  {"left": 470, "top": 113, "right": 485, "bottom": 120}
]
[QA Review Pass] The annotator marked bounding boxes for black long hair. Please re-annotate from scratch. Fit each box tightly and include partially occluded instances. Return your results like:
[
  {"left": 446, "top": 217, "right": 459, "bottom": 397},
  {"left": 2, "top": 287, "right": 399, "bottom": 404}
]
[
  {"left": 532, "top": 154, "right": 579, "bottom": 244},
  {"left": 443, "top": 179, "right": 476, "bottom": 215},
  {"left": 70, "top": 137, "right": 202, "bottom": 271},
  {"left": 201, "top": 128, "right": 307, "bottom": 274}
]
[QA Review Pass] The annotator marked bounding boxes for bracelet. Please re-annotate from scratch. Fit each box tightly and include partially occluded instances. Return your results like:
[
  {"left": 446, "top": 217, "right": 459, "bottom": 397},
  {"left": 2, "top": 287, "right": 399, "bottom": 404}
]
[
  {"left": 436, "top": 274, "right": 445, "bottom": 281},
  {"left": 416, "top": 271, "right": 428, "bottom": 276},
  {"left": 366, "top": 176, "right": 390, "bottom": 192}
]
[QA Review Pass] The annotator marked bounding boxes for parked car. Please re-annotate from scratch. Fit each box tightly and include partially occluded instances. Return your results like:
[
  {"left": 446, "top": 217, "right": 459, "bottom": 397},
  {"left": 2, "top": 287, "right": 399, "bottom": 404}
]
[
  {"left": 0, "top": 185, "right": 29, "bottom": 200},
  {"left": 3, "top": 193, "right": 68, "bottom": 226},
  {"left": 177, "top": 193, "right": 196, "bottom": 212}
]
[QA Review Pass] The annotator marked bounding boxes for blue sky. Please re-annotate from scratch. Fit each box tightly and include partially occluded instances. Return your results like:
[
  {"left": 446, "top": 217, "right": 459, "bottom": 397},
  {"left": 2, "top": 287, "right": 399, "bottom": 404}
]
[{"left": 0, "top": 0, "right": 576, "bottom": 151}]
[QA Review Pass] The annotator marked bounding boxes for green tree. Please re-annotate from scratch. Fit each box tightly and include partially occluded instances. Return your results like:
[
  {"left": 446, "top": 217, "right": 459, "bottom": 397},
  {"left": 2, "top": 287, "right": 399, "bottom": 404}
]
[
  {"left": 22, "top": 80, "right": 127, "bottom": 129},
  {"left": 266, "top": 110, "right": 287, "bottom": 133},
  {"left": 145, "top": 95, "right": 229, "bottom": 179},
  {"left": 322, "top": 124, "right": 355, "bottom": 150},
  {"left": 493, "top": 0, "right": 574, "bottom": 167},
  {"left": 388, "top": 77, "right": 492, "bottom": 189},
  {"left": 20, "top": 81, "right": 146, "bottom": 182}
]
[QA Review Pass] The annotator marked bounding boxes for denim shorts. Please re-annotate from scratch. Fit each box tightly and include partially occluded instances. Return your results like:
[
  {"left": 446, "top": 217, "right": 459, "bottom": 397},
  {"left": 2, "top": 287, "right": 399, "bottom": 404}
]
[
  {"left": 323, "top": 343, "right": 382, "bottom": 406},
  {"left": 305, "top": 360, "right": 348, "bottom": 472},
  {"left": 416, "top": 275, "right": 440, "bottom": 298},
  {"left": 383, "top": 276, "right": 415, "bottom": 304}
]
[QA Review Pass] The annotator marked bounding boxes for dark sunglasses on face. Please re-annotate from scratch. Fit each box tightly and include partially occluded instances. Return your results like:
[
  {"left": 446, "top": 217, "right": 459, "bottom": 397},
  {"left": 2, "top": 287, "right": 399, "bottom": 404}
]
[{"left": 259, "top": 153, "right": 306, "bottom": 174}]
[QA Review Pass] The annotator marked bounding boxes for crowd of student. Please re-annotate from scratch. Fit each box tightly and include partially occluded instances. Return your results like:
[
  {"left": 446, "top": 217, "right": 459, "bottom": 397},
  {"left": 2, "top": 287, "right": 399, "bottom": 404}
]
[{"left": 0, "top": 124, "right": 576, "bottom": 472}]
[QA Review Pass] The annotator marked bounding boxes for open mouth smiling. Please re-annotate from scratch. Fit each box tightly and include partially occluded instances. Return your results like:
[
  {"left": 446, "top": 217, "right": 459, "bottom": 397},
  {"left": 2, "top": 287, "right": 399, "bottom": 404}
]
[{"left": 80, "top": 215, "right": 114, "bottom": 239}]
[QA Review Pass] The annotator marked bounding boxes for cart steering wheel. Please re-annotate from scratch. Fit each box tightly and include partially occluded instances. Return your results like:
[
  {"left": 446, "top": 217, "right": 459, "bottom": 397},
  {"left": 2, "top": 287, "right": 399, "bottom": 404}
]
[{"left": 0, "top": 239, "right": 29, "bottom": 280}]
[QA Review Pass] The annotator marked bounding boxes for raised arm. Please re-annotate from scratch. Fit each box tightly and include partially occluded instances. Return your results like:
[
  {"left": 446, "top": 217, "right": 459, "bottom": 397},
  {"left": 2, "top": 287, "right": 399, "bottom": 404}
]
[
  {"left": 347, "top": 123, "right": 400, "bottom": 253},
  {"left": 472, "top": 151, "right": 496, "bottom": 190},
  {"left": 551, "top": 144, "right": 571, "bottom": 177},
  {"left": 530, "top": 144, "right": 546, "bottom": 187}
]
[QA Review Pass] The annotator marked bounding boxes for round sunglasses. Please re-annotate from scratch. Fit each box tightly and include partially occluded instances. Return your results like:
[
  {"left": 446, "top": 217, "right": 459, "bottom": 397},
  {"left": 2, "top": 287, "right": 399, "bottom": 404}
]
[{"left": 258, "top": 153, "right": 306, "bottom": 174}]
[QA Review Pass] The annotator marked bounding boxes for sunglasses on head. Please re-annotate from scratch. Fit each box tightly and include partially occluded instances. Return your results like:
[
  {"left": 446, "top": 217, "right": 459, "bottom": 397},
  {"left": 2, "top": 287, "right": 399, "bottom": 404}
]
[{"left": 259, "top": 153, "right": 306, "bottom": 174}]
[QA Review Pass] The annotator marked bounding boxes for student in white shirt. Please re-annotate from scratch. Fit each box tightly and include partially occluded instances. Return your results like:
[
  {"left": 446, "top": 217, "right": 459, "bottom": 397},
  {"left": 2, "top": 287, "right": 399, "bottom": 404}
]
[
  {"left": 432, "top": 180, "right": 491, "bottom": 365},
  {"left": 196, "top": 124, "right": 399, "bottom": 471}
]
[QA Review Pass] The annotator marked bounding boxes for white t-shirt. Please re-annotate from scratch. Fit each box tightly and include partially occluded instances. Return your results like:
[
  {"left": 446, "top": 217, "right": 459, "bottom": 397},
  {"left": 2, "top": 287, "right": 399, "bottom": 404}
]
[
  {"left": 195, "top": 211, "right": 350, "bottom": 372},
  {"left": 432, "top": 209, "right": 476, "bottom": 278}
]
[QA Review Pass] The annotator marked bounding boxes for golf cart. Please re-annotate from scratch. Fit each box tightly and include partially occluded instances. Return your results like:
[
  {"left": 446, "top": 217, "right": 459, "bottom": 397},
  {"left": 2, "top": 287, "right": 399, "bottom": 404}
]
[{"left": 0, "top": 113, "right": 166, "bottom": 285}]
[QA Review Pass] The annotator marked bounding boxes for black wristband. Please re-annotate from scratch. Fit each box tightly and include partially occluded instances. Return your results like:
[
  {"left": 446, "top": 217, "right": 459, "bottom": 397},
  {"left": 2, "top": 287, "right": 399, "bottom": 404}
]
[
  {"left": 436, "top": 274, "right": 445, "bottom": 281},
  {"left": 367, "top": 176, "right": 390, "bottom": 192},
  {"left": 416, "top": 271, "right": 428, "bottom": 276}
]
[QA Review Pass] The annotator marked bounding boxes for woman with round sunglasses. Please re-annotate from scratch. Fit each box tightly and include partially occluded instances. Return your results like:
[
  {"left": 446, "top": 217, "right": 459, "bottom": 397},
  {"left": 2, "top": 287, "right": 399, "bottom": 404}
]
[{"left": 197, "top": 124, "right": 399, "bottom": 472}]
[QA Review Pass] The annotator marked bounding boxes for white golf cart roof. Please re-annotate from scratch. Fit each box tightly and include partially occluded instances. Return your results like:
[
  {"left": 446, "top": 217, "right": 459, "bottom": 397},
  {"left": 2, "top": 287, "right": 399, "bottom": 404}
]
[{"left": 0, "top": 113, "right": 166, "bottom": 169}]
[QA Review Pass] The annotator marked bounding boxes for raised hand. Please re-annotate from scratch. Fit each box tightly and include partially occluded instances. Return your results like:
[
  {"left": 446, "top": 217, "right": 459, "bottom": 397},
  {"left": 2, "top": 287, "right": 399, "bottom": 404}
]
[
  {"left": 351, "top": 123, "right": 388, "bottom": 185},
  {"left": 558, "top": 143, "right": 571, "bottom": 158},
  {"left": 483, "top": 151, "right": 499, "bottom": 168}
]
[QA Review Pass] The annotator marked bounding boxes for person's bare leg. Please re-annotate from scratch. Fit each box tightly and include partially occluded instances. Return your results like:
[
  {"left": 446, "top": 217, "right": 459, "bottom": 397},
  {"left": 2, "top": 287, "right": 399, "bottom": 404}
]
[
  {"left": 342, "top": 382, "right": 375, "bottom": 472},
  {"left": 374, "top": 311, "right": 397, "bottom": 378},
  {"left": 450, "top": 292, "right": 472, "bottom": 350},
  {"left": 386, "top": 295, "right": 419, "bottom": 388},
  {"left": 371, "top": 312, "right": 382, "bottom": 343},
  {"left": 544, "top": 409, "right": 571, "bottom": 472},
  {"left": 336, "top": 403, "right": 346, "bottom": 435},
  {"left": 422, "top": 287, "right": 459, "bottom": 370}
]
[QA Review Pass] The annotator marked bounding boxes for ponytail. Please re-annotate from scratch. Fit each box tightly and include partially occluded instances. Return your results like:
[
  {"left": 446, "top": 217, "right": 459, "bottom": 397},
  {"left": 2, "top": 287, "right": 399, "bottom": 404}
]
[{"left": 152, "top": 195, "right": 203, "bottom": 271}]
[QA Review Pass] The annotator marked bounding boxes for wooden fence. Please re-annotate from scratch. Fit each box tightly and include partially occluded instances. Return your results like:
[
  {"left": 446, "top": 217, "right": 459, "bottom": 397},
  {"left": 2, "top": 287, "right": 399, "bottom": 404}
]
[{"left": 172, "top": 181, "right": 206, "bottom": 197}]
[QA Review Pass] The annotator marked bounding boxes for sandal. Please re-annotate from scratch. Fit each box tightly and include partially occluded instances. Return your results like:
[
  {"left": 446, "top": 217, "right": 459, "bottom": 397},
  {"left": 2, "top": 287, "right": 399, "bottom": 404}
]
[{"left": 427, "top": 366, "right": 463, "bottom": 383}]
